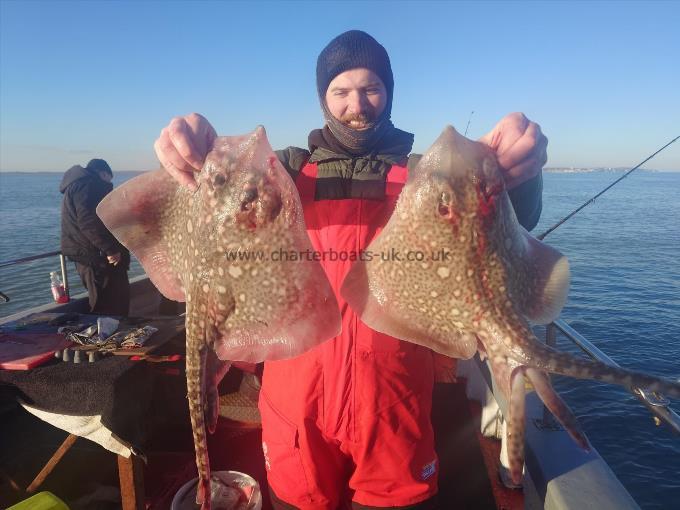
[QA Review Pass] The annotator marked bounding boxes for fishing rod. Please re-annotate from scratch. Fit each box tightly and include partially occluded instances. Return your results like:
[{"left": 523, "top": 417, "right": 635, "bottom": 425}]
[
  {"left": 537, "top": 135, "right": 680, "bottom": 241},
  {"left": 464, "top": 110, "right": 474, "bottom": 136}
]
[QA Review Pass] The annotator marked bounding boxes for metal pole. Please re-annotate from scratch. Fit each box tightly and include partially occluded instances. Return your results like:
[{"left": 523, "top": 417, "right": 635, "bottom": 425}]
[
  {"left": 59, "top": 253, "right": 70, "bottom": 299},
  {"left": 0, "top": 250, "right": 61, "bottom": 268},
  {"left": 542, "top": 323, "right": 559, "bottom": 424},
  {"left": 552, "top": 319, "right": 680, "bottom": 434}
]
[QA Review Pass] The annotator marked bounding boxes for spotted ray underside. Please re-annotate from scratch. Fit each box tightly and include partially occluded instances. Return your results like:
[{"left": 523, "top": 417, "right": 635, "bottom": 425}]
[
  {"left": 98, "top": 127, "right": 340, "bottom": 509},
  {"left": 341, "top": 125, "right": 680, "bottom": 485}
]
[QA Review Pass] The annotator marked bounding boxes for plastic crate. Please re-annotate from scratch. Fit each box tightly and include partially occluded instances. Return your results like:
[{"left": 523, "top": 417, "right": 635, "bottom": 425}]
[{"left": 7, "top": 491, "right": 70, "bottom": 510}]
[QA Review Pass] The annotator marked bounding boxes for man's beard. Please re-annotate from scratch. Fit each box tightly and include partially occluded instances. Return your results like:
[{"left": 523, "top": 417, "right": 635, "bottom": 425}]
[
  {"left": 321, "top": 100, "right": 393, "bottom": 154},
  {"left": 340, "top": 112, "right": 374, "bottom": 130}
]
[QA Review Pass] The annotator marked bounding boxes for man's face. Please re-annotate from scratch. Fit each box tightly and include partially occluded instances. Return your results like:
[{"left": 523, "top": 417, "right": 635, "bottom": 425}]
[
  {"left": 98, "top": 170, "right": 113, "bottom": 183},
  {"left": 325, "top": 68, "right": 387, "bottom": 130}
]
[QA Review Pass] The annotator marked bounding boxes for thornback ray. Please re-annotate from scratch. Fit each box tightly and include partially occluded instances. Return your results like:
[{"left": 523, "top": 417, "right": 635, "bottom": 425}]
[
  {"left": 98, "top": 126, "right": 341, "bottom": 509},
  {"left": 341, "top": 124, "right": 680, "bottom": 485}
]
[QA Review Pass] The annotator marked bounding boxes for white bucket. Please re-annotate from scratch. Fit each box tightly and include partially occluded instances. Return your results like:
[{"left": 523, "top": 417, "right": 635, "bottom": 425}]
[{"left": 171, "top": 470, "right": 262, "bottom": 510}]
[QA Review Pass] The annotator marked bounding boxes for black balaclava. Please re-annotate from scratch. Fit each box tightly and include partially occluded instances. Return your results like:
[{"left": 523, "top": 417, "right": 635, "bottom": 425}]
[{"left": 316, "top": 30, "right": 395, "bottom": 153}]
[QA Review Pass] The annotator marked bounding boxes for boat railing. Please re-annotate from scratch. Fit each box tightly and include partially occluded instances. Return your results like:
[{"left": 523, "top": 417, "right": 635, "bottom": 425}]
[
  {"left": 0, "top": 251, "right": 70, "bottom": 302},
  {"left": 2, "top": 252, "right": 678, "bottom": 435},
  {"left": 545, "top": 319, "right": 680, "bottom": 434}
]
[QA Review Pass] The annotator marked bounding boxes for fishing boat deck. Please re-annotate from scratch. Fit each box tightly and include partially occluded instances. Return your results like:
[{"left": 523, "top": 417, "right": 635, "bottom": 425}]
[
  {"left": 0, "top": 371, "right": 521, "bottom": 509},
  {"left": 0, "top": 279, "right": 522, "bottom": 509}
]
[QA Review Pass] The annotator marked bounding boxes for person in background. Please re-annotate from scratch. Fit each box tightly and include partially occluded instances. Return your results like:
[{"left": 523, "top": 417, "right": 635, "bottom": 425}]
[
  {"left": 59, "top": 158, "right": 130, "bottom": 316},
  {"left": 155, "top": 30, "right": 546, "bottom": 510}
]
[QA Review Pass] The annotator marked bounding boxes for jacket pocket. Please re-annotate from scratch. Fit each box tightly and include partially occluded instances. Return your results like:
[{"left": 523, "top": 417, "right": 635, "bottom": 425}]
[{"left": 258, "top": 392, "right": 311, "bottom": 499}]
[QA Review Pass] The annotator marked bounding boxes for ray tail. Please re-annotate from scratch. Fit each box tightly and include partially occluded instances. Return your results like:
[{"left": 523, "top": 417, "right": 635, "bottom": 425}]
[
  {"left": 507, "top": 370, "right": 526, "bottom": 485},
  {"left": 524, "top": 341, "right": 680, "bottom": 398},
  {"left": 525, "top": 368, "right": 589, "bottom": 450},
  {"left": 186, "top": 307, "right": 212, "bottom": 510}
]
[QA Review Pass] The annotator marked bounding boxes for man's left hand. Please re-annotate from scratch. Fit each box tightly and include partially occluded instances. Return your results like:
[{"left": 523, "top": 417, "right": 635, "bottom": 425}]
[{"left": 478, "top": 112, "right": 548, "bottom": 190}]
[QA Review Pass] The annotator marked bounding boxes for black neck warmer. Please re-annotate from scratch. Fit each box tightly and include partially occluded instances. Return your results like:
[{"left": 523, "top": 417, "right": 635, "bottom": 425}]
[{"left": 308, "top": 124, "right": 415, "bottom": 161}]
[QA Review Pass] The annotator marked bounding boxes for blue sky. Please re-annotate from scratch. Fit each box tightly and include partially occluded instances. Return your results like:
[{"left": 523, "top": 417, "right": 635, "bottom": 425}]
[{"left": 1, "top": 0, "right": 678, "bottom": 172}]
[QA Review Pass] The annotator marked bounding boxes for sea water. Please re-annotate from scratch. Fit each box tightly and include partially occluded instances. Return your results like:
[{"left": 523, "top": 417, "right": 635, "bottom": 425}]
[{"left": 0, "top": 170, "right": 678, "bottom": 508}]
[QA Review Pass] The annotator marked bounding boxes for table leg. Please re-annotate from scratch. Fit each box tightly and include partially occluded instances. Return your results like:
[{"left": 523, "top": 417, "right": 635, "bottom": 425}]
[
  {"left": 117, "top": 453, "right": 145, "bottom": 510},
  {"left": 26, "top": 433, "right": 78, "bottom": 493}
]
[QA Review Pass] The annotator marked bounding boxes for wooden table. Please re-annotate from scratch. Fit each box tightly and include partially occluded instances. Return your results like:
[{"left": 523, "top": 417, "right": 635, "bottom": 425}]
[{"left": 0, "top": 313, "right": 186, "bottom": 509}]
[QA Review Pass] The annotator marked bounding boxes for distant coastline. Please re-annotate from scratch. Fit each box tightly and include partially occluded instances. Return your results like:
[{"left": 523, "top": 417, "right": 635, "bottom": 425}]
[{"left": 543, "top": 167, "right": 664, "bottom": 173}]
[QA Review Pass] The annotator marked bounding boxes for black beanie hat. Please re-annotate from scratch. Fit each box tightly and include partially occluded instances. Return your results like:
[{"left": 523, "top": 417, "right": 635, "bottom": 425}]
[
  {"left": 316, "top": 30, "right": 394, "bottom": 114},
  {"left": 86, "top": 158, "right": 112, "bottom": 175}
]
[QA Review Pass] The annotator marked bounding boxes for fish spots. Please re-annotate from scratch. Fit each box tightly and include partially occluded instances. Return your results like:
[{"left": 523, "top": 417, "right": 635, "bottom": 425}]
[
  {"left": 437, "top": 267, "right": 451, "bottom": 279},
  {"left": 187, "top": 219, "right": 193, "bottom": 234}
]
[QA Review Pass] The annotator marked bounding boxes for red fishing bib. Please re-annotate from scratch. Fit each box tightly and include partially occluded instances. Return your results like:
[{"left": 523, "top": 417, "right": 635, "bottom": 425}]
[{"left": 259, "top": 162, "right": 438, "bottom": 508}]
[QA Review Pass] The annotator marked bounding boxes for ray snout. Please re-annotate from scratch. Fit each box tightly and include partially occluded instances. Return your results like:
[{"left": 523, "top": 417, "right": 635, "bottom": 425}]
[
  {"left": 419, "top": 125, "right": 496, "bottom": 182},
  {"left": 252, "top": 125, "right": 267, "bottom": 142}
]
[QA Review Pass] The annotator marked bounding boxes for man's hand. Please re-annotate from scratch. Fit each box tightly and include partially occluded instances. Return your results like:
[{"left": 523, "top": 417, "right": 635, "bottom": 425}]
[
  {"left": 478, "top": 112, "right": 548, "bottom": 190},
  {"left": 107, "top": 252, "right": 121, "bottom": 266},
  {"left": 154, "top": 113, "right": 217, "bottom": 191}
]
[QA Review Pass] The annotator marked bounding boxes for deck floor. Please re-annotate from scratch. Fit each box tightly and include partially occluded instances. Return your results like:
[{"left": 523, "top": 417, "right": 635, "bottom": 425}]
[{"left": 0, "top": 374, "right": 520, "bottom": 510}]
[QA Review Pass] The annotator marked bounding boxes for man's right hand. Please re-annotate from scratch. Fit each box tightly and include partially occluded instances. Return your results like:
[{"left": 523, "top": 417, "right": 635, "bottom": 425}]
[
  {"left": 107, "top": 252, "right": 122, "bottom": 266},
  {"left": 154, "top": 113, "right": 217, "bottom": 190}
]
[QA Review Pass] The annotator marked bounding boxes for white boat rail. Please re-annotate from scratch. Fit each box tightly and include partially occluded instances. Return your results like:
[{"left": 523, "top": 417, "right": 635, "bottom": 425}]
[
  {"left": 545, "top": 319, "right": 680, "bottom": 434},
  {"left": 0, "top": 251, "right": 71, "bottom": 302}
]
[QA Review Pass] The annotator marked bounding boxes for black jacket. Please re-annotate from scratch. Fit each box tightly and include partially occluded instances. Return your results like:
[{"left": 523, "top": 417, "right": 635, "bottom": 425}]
[{"left": 59, "top": 165, "right": 130, "bottom": 268}]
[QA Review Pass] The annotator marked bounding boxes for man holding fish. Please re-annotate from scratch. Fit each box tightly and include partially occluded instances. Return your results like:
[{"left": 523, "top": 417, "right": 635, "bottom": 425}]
[{"left": 154, "top": 30, "right": 546, "bottom": 509}]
